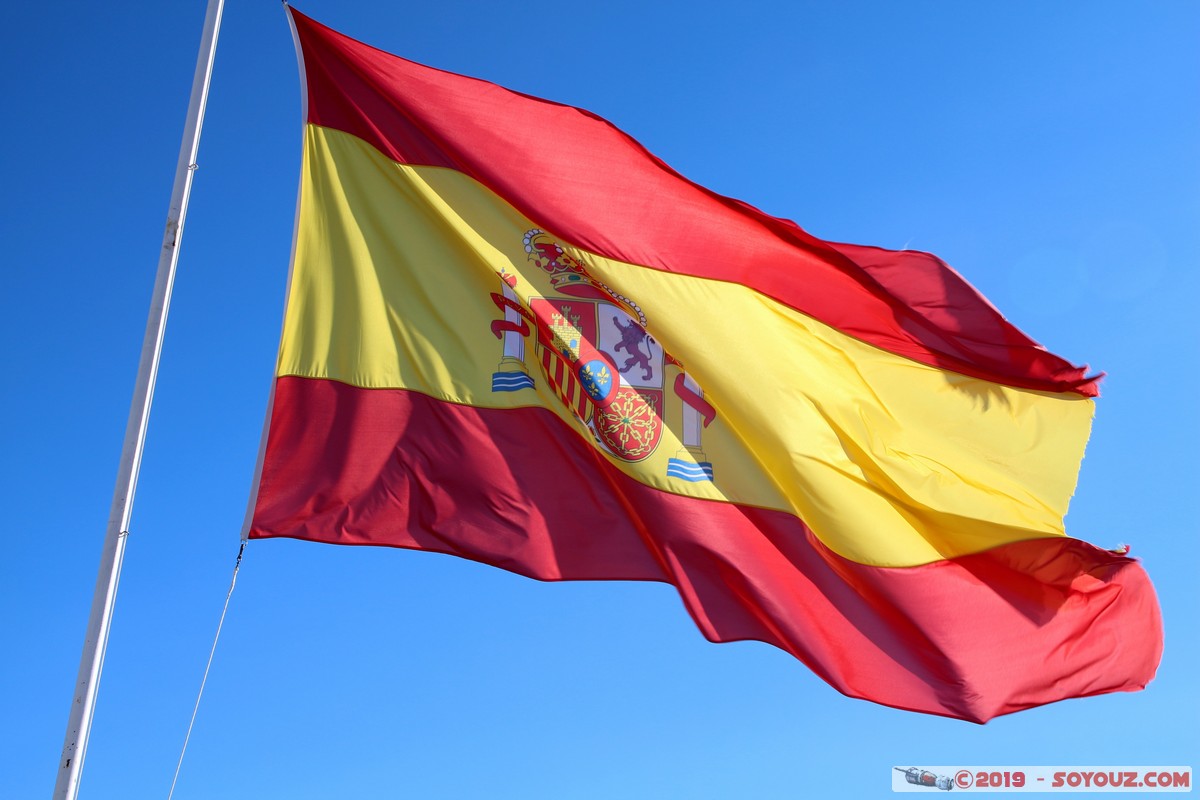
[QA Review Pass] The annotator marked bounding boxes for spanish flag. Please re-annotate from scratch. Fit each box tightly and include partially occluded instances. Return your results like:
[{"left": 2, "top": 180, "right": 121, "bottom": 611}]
[{"left": 246, "top": 8, "right": 1162, "bottom": 723}]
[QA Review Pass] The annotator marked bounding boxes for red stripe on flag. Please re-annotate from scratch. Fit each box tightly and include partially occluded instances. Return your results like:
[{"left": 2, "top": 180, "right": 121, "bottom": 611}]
[
  {"left": 249, "top": 377, "right": 1159, "bottom": 722},
  {"left": 289, "top": 9, "right": 1099, "bottom": 397}
]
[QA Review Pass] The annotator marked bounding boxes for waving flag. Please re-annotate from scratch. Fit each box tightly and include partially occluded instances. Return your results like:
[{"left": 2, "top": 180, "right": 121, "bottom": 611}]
[{"left": 245, "top": 7, "right": 1162, "bottom": 722}]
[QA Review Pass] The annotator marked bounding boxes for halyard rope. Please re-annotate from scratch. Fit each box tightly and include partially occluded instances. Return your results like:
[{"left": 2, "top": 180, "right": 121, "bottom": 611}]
[{"left": 166, "top": 540, "right": 246, "bottom": 800}]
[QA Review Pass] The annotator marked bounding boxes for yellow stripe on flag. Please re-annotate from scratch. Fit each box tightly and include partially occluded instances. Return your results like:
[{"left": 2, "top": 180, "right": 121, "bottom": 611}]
[{"left": 279, "top": 125, "right": 1093, "bottom": 568}]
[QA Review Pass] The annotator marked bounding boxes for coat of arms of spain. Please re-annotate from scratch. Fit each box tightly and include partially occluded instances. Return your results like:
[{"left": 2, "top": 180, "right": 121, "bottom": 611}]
[{"left": 488, "top": 229, "right": 716, "bottom": 483}]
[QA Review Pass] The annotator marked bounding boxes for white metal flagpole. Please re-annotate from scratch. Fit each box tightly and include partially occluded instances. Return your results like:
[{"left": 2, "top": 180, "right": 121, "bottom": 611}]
[{"left": 53, "top": 0, "right": 226, "bottom": 797}]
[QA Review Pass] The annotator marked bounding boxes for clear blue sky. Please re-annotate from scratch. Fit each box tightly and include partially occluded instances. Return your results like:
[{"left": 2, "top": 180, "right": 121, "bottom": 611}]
[{"left": 3, "top": 2, "right": 1196, "bottom": 797}]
